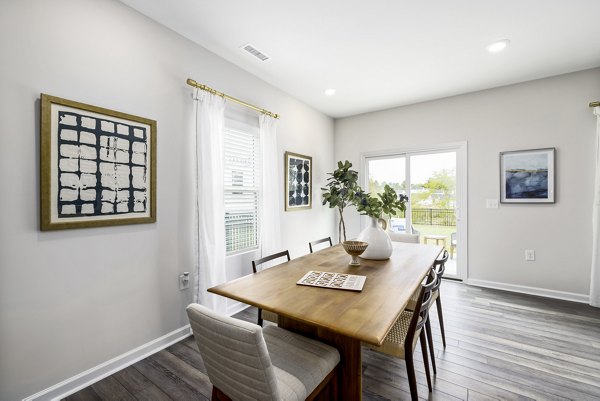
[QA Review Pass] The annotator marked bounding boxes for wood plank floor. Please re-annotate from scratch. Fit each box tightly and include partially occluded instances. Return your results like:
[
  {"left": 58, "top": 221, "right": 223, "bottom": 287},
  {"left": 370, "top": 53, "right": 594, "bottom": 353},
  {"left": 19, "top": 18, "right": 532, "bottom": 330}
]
[{"left": 64, "top": 281, "right": 600, "bottom": 400}]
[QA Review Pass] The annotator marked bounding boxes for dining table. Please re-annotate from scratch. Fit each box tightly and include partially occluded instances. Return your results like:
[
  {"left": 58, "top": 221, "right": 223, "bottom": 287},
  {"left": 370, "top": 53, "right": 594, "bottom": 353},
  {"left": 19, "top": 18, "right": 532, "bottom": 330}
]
[{"left": 208, "top": 241, "right": 443, "bottom": 401}]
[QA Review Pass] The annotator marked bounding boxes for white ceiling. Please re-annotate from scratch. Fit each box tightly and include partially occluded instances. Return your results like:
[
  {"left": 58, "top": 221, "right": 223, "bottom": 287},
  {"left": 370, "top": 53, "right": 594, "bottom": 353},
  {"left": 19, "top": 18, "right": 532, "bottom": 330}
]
[{"left": 119, "top": 0, "right": 600, "bottom": 118}]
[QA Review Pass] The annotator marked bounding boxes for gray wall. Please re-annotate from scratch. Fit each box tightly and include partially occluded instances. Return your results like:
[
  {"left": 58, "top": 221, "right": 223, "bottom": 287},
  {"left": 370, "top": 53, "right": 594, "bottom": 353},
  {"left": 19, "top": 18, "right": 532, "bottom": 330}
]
[
  {"left": 335, "top": 68, "right": 600, "bottom": 296},
  {"left": 0, "top": 1, "right": 334, "bottom": 400}
]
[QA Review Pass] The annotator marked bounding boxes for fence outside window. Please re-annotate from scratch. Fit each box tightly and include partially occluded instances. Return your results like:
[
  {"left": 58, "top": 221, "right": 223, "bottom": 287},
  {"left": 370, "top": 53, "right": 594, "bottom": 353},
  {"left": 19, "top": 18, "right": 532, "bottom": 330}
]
[
  {"left": 412, "top": 208, "right": 456, "bottom": 226},
  {"left": 397, "top": 208, "right": 456, "bottom": 226}
]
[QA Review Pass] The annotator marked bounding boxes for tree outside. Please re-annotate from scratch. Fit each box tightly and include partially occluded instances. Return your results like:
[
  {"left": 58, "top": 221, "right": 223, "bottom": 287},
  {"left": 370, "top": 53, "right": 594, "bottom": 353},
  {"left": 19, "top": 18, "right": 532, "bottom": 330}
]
[{"left": 410, "top": 169, "right": 456, "bottom": 210}]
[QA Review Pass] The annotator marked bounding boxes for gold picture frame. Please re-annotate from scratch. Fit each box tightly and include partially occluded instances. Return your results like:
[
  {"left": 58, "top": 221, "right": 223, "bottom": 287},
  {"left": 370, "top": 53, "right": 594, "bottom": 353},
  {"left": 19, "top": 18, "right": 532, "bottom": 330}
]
[
  {"left": 284, "top": 151, "right": 312, "bottom": 211},
  {"left": 40, "top": 94, "right": 157, "bottom": 230}
]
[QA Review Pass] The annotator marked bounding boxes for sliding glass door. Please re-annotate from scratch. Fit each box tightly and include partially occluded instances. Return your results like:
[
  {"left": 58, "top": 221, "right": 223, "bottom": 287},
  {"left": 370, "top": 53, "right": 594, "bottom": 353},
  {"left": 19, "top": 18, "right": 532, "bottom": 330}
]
[
  {"left": 364, "top": 144, "right": 467, "bottom": 280},
  {"left": 366, "top": 156, "right": 408, "bottom": 233}
]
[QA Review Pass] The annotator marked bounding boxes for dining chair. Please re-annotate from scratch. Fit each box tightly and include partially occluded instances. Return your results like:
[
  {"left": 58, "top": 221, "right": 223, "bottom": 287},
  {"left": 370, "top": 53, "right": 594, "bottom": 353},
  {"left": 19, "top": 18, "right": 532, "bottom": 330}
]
[
  {"left": 431, "top": 249, "right": 448, "bottom": 348},
  {"left": 406, "top": 250, "right": 449, "bottom": 375},
  {"left": 364, "top": 269, "right": 437, "bottom": 401},
  {"left": 450, "top": 232, "right": 457, "bottom": 259},
  {"left": 186, "top": 303, "right": 340, "bottom": 401},
  {"left": 252, "top": 250, "right": 291, "bottom": 326},
  {"left": 308, "top": 236, "right": 333, "bottom": 253}
]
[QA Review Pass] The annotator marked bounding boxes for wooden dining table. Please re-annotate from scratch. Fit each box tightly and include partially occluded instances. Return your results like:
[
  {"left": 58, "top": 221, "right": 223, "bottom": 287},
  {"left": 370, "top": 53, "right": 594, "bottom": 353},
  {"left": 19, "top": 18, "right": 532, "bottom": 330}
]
[{"left": 208, "top": 242, "right": 443, "bottom": 401}]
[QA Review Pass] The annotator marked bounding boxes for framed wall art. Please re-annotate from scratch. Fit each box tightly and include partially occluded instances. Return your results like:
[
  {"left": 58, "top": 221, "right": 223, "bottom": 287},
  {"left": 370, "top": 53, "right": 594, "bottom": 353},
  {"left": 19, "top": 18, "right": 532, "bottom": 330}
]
[
  {"left": 285, "top": 151, "right": 312, "bottom": 211},
  {"left": 500, "top": 148, "right": 555, "bottom": 203},
  {"left": 40, "top": 94, "right": 157, "bottom": 230}
]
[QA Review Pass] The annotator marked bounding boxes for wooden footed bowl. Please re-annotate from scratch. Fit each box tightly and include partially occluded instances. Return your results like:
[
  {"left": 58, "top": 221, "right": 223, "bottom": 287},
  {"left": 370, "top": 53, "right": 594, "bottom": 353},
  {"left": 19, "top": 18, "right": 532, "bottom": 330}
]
[{"left": 342, "top": 241, "right": 369, "bottom": 265}]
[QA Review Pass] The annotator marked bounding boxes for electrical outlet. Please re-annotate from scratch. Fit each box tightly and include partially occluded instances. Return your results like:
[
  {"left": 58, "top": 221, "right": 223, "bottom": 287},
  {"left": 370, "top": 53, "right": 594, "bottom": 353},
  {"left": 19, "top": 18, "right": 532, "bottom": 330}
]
[
  {"left": 179, "top": 272, "right": 190, "bottom": 290},
  {"left": 486, "top": 199, "right": 499, "bottom": 209},
  {"left": 525, "top": 249, "right": 535, "bottom": 261}
]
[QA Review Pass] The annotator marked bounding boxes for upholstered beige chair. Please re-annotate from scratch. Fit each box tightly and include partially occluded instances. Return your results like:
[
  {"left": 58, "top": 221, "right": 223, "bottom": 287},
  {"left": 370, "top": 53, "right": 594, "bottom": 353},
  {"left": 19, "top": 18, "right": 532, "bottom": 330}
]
[
  {"left": 388, "top": 231, "right": 420, "bottom": 243},
  {"left": 252, "top": 250, "right": 291, "bottom": 326},
  {"left": 187, "top": 304, "right": 340, "bottom": 401},
  {"left": 364, "top": 270, "right": 437, "bottom": 400},
  {"left": 308, "top": 236, "right": 332, "bottom": 253},
  {"left": 383, "top": 217, "right": 420, "bottom": 243}
]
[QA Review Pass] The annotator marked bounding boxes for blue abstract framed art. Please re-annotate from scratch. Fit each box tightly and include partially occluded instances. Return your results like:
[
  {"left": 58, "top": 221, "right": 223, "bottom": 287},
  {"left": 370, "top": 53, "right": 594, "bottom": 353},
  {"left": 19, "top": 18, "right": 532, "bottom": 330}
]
[
  {"left": 285, "top": 151, "right": 312, "bottom": 211},
  {"left": 500, "top": 148, "right": 555, "bottom": 203},
  {"left": 40, "top": 94, "right": 157, "bottom": 230}
]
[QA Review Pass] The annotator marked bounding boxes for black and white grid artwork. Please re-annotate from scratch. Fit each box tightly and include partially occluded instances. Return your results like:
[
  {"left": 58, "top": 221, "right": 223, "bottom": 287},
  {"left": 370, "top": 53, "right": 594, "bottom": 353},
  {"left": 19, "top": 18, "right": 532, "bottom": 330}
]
[
  {"left": 57, "top": 111, "right": 148, "bottom": 217},
  {"left": 286, "top": 154, "right": 311, "bottom": 209}
]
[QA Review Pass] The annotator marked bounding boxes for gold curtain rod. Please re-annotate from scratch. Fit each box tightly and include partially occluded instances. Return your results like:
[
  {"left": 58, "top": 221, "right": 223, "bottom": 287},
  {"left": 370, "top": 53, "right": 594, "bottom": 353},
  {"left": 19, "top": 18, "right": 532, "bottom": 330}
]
[
  {"left": 187, "top": 78, "right": 280, "bottom": 119},
  {"left": 591, "top": 101, "right": 600, "bottom": 108}
]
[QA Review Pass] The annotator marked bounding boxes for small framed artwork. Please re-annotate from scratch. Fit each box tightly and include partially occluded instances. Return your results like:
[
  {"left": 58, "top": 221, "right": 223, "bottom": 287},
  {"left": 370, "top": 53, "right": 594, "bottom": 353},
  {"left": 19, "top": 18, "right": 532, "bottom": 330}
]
[
  {"left": 40, "top": 94, "right": 157, "bottom": 230},
  {"left": 285, "top": 151, "right": 312, "bottom": 211},
  {"left": 500, "top": 148, "right": 555, "bottom": 203}
]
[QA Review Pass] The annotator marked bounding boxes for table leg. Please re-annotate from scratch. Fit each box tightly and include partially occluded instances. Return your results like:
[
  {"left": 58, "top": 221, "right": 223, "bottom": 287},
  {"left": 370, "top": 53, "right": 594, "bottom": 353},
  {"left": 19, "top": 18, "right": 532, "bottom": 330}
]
[{"left": 278, "top": 315, "right": 362, "bottom": 401}]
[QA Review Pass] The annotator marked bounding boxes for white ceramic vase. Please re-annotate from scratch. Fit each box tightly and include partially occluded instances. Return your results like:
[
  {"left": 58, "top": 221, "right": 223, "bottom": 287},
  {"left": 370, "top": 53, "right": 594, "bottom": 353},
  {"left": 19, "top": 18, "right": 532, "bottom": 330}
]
[{"left": 356, "top": 217, "right": 393, "bottom": 260}]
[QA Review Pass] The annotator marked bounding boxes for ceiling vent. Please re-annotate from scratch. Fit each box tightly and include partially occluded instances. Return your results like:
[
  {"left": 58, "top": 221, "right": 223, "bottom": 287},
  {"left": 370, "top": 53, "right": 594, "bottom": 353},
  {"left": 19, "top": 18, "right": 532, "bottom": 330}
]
[{"left": 240, "top": 43, "right": 270, "bottom": 62}]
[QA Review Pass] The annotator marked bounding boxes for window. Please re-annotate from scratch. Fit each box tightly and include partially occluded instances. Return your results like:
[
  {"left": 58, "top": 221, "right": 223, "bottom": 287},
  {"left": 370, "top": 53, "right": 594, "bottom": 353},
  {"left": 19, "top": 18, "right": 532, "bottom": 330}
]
[{"left": 223, "top": 109, "right": 260, "bottom": 254}]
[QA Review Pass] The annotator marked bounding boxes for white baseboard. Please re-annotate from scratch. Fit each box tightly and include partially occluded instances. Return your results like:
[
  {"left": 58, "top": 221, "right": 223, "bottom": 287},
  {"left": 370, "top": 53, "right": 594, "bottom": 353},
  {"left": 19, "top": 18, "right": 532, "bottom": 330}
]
[
  {"left": 466, "top": 278, "right": 590, "bottom": 304},
  {"left": 23, "top": 325, "right": 192, "bottom": 401},
  {"left": 226, "top": 300, "right": 249, "bottom": 316}
]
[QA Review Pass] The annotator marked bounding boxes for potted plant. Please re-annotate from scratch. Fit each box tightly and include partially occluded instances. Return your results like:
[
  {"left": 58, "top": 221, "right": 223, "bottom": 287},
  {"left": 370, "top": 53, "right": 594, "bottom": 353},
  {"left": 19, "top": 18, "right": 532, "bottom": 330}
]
[
  {"left": 354, "top": 185, "right": 409, "bottom": 259},
  {"left": 321, "top": 160, "right": 360, "bottom": 243},
  {"left": 354, "top": 185, "right": 408, "bottom": 223}
]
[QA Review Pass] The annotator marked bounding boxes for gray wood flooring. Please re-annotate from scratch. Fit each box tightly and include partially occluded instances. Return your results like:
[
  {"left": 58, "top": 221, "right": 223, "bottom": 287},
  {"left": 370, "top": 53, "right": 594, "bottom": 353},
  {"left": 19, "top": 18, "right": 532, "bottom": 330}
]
[{"left": 63, "top": 281, "right": 600, "bottom": 400}]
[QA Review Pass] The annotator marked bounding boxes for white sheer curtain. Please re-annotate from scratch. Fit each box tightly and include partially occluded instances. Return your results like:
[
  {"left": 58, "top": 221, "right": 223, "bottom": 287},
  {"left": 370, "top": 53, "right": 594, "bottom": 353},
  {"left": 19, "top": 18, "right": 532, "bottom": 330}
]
[
  {"left": 192, "top": 90, "right": 227, "bottom": 313},
  {"left": 591, "top": 105, "right": 600, "bottom": 307},
  {"left": 259, "top": 114, "right": 282, "bottom": 260}
]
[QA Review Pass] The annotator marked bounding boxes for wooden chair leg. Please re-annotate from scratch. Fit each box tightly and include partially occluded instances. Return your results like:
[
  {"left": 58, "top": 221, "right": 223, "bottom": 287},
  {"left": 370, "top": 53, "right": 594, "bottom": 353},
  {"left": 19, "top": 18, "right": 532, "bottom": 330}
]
[
  {"left": 436, "top": 296, "right": 447, "bottom": 348},
  {"left": 419, "top": 331, "right": 432, "bottom": 393},
  {"left": 212, "top": 386, "right": 233, "bottom": 401},
  {"left": 405, "top": 350, "right": 419, "bottom": 401},
  {"left": 331, "top": 366, "right": 338, "bottom": 400},
  {"left": 425, "top": 319, "right": 437, "bottom": 374}
]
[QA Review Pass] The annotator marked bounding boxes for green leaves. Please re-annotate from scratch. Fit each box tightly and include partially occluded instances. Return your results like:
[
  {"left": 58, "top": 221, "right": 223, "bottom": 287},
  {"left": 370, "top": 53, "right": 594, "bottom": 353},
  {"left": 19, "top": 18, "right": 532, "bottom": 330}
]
[
  {"left": 321, "top": 160, "right": 359, "bottom": 211},
  {"left": 322, "top": 160, "right": 409, "bottom": 241},
  {"left": 354, "top": 184, "right": 408, "bottom": 219}
]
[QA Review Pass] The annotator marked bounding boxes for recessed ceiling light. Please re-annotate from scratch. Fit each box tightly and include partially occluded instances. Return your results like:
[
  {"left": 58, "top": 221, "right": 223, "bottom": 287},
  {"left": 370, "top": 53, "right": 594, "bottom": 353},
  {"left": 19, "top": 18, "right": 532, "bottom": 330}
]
[
  {"left": 487, "top": 39, "right": 510, "bottom": 53},
  {"left": 324, "top": 88, "right": 336, "bottom": 96}
]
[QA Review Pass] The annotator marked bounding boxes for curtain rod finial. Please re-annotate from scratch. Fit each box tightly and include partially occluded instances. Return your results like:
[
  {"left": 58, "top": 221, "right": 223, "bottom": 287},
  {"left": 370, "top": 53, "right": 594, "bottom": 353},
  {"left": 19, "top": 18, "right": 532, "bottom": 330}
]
[{"left": 590, "top": 101, "right": 600, "bottom": 108}]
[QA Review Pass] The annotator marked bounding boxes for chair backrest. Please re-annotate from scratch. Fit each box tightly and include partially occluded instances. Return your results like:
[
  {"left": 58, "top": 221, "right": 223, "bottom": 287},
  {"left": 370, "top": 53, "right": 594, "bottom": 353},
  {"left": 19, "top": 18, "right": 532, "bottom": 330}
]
[
  {"left": 405, "top": 269, "right": 437, "bottom": 347},
  {"left": 252, "top": 250, "right": 291, "bottom": 273},
  {"left": 431, "top": 250, "right": 449, "bottom": 293},
  {"left": 433, "top": 250, "right": 448, "bottom": 278},
  {"left": 309, "top": 237, "right": 333, "bottom": 253},
  {"left": 388, "top": 231, "right": 420, "bottom": 244},
  {"left": 186, "top": 304, "right": 281, "bottom": 401},
  {"left": 450, "top": 232, "right": 456, "bottom": 243}
]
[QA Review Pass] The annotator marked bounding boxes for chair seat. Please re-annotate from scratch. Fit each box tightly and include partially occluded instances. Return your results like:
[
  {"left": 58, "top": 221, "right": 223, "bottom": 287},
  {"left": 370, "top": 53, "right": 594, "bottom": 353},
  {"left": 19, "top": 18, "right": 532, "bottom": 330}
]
[
  {"left": 407, "top": 288, "right": 439, "bottom": 311},
  {"left": 263, "top": 325, "right": 340, "bottom": 400},
  {"left": 364, "top": 311, "right": 421, "bottom": 359},
  {"left": 262, "top": 310, "right": 278, "bottom": 324}
]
